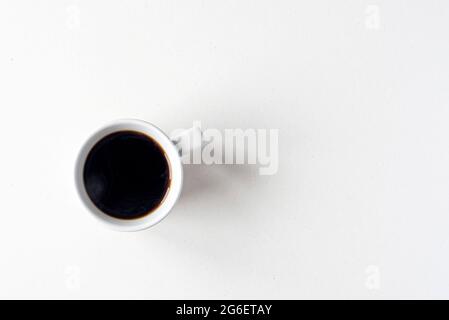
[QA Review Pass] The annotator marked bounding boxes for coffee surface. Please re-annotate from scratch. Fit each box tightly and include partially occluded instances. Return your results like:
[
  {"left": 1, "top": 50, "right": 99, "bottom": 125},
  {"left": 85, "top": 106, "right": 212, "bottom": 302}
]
[{"left": 83, "top": 131, "right": 170, "bottom": 219}]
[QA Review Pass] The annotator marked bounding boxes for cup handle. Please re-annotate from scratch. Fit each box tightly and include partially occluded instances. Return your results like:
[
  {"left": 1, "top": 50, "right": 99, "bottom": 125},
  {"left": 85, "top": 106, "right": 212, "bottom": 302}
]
[{"left": 170, "top": 126, "right": 203, "bottom": 159}]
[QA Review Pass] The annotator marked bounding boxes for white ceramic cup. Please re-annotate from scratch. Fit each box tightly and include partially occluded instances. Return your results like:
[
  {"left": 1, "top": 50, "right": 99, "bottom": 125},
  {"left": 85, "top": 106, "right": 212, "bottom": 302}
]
[{"left": 75, "top": 119, "right": 194, "bottom": 232}]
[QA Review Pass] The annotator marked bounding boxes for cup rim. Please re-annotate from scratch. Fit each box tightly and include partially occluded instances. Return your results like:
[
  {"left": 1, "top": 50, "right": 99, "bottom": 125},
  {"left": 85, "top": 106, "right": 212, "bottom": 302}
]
[{"left": 74, "top": 119, "right": 183, "bottom": 232}]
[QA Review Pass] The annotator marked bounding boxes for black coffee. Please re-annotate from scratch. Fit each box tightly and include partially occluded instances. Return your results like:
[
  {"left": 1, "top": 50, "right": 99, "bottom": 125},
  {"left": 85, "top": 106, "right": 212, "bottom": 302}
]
[{"left": 83, "top": 131, "right": 171, "bottom": 219}]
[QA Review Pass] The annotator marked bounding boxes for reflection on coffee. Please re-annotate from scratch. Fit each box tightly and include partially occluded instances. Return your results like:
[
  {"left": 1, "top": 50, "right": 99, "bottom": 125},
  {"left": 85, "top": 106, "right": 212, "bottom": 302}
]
[{"left": 83, "top": 131, "right": 170, "bottom": 219}]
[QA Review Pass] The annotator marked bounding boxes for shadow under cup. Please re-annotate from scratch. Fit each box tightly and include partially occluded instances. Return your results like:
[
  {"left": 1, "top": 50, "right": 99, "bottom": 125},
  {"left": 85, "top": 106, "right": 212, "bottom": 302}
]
[{"left": 75, "top": 120, "right": 183, "bottom": 231}]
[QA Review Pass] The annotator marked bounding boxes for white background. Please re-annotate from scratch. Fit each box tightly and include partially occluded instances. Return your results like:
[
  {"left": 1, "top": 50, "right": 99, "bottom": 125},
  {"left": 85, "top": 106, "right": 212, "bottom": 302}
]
[{"left": 0, "top": 0, "right": 448, "bottom": 299}]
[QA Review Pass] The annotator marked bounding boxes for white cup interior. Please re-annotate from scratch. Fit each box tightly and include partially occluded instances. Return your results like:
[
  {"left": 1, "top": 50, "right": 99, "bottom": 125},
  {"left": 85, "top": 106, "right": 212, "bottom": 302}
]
[{"left": 75, "top": 119, "right": 183, "bottom": 231}]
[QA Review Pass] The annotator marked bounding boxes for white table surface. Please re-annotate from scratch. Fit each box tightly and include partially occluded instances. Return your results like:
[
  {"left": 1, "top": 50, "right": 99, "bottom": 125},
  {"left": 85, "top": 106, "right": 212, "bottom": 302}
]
[{"left": 1, "top": 0, "right": 449, "bottom": 299}]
